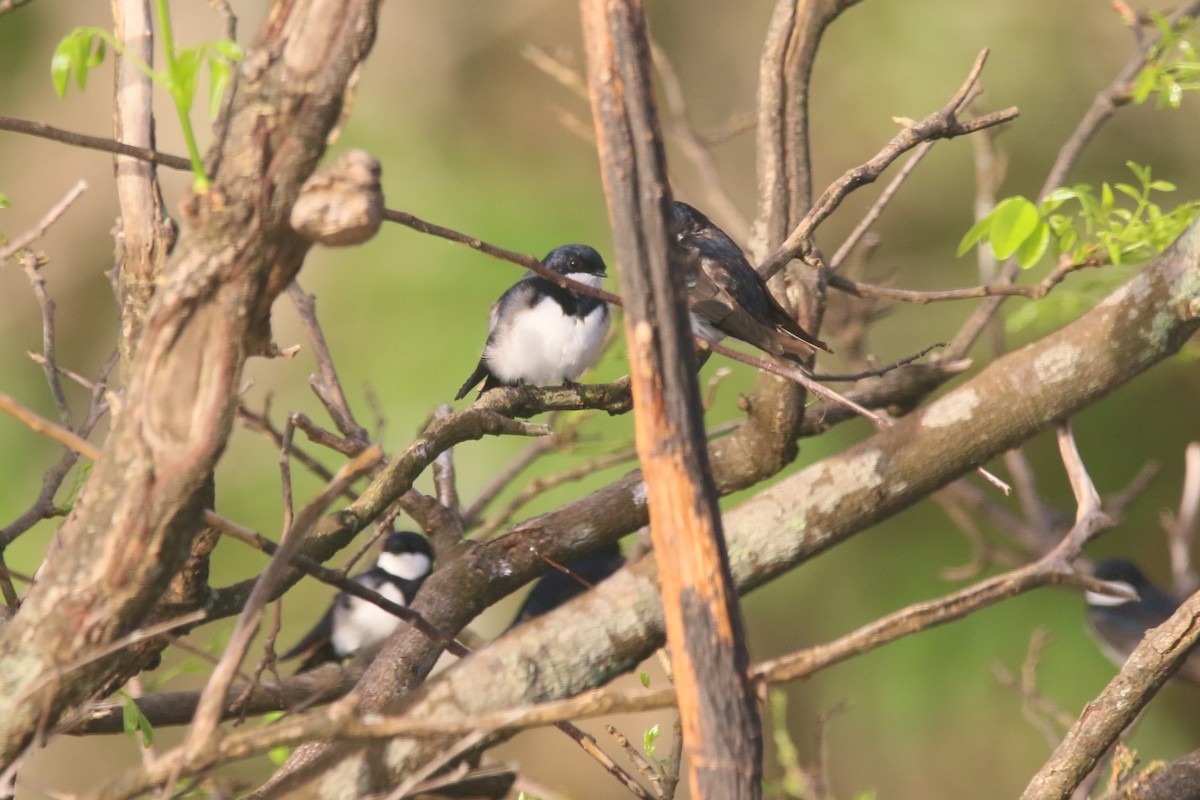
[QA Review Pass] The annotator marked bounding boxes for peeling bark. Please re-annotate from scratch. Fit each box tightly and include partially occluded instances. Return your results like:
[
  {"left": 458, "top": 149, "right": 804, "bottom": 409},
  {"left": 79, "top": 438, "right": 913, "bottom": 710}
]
[{"left": 0, "top": 0, "right": 383, "bottom": 768}]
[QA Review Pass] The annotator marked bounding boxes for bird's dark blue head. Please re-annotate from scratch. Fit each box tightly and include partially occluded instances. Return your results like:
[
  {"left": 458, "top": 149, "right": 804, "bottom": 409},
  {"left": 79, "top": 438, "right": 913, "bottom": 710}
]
[
  {"left": 508, "top": 542, "right": 626, "bottom": 628},
  {"left": 378, "top": 531, "right": 435, "bottom": 582},
  {"left": 1086, "top": 559, "right": 1178, "bottom": 619},
  {"left": 670, "top": 201, "right": 711, "bottom": 241},
  {"left": 543, "top": 244, "right": 607, "bottom": 278}
]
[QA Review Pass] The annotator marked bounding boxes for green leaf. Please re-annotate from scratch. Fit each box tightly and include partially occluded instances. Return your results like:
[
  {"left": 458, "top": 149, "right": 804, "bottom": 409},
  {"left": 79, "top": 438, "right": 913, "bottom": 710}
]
[
  {"left": 211, "top": 39, "right": 244, "bottom": 61},
  {"left": 1126, "top": 161, "right": 1150, "bottom": 184},
  {"left": 208, "top": 57, "right": 230, "bottom": 118},
  {"left": 50, "top": 50, "right": 71, "bottom": 96},
  {"left": 0, "top": 192, "right": 8, "bottom": 208},
  {"left": 1106, "top": 239, "right": 1123, "bottom": 266},
  {"left": 643, "top": 724, "right": 660, "bottom": 756},
  {"left": 1133, "top": 65, "right": 1160, "bottom": 104},
  {"left": 1040, "top": 188, "right": 1079, "bottom": 214},
  {"left": 1100, "top": 182, "right": 1115, "bottom": 212},
  {"left": 86, "top": 37, "right": 106, "bottom": 69},
  {"left": 120, "top": 692, "right": 154, "bottom": 747},
  {"left": 171, "top": 45, "right": 205, "bottom": 113},
  {"left": 1015, "top": 220, "right": 1051, "bottom": 269},
  {"left": 955, "top": 214, "right": 993, "bottom": 257},
  {"left": 1114, "top": 183, "right": 1141, "bottom": 202},
  {"left": 639, "top": 671, "right": 651, "bottom": 688},
  {"left": 1150, "top": 179, "right": 1178, "bottom": 192},
  {"left": 50, "top": 28, "right": 109, "bottom": 95},
  {"left": 988, "top": 196, "right": 1041, "bottom": 260}
]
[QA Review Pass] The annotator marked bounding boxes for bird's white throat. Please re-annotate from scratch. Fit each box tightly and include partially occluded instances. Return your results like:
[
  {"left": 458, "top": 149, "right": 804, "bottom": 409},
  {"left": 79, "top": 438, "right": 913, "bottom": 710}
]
[
  {"left": 378, "top": 551, "right": 432, "bottom": 580},
  {"left": 1085, "top": 580, "right": 1136, "bottom": 607}
]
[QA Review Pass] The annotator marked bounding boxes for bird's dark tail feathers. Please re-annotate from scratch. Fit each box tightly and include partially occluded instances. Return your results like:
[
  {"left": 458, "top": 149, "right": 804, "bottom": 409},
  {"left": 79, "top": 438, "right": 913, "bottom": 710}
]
[
  {"left": 454, "top": 360, "right": 493, "bottom": 400},
  {"left": 776, "top": 318, "right": 831, "bottom": 360}
]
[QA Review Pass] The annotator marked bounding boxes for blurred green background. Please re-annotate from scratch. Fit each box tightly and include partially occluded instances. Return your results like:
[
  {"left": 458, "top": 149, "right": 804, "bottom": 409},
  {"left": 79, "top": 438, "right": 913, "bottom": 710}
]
[{"left": 2, "top": 1, "right": 1200, "bottom": 797}]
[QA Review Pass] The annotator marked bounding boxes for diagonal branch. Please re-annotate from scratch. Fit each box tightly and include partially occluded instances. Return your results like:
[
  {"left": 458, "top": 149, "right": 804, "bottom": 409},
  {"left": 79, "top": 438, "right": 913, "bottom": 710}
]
[{"left": 758, "top": 50, "right": 1019, "bottom": 280}]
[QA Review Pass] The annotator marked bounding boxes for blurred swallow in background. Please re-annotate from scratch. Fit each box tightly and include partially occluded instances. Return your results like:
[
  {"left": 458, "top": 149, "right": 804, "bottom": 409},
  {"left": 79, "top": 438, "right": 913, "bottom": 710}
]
[
  {"left": 1085, "top": 559, "right": 1200, "bottom": 683},
  {"left": 455, "top": 244, "right": 611, "bottom": 400},
  {"left": 282, "top": 530, "right": 435, "bottom": 672},
  {"left": 669, "top": 201, "right": 829, "bottom": 362},
  {"left": 508, "top": 542, "right": 626, "bottom": 629}
]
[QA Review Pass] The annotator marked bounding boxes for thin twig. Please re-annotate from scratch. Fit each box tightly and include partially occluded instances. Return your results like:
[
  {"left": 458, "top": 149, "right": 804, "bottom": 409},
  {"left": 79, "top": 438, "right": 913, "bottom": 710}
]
[
  {"left": 289, "top": 411, "right": 358, "bottom": 457},
  {"left": 826, "top": 257, "right": 1096, "bottom": 305},
  {"left": 758, "top": 51, "right": 1018, "bottom": 280},
  {"left": 0, "top": 355, "right": 114, "bottom": 548},
  {"left": 475, "top": 449, "right": 639, "bottom": 538},
  {"left": 0, "top": 180, "right": 88, "bottom": 264},
  {"left": 237, "top": 402, "right": 353, "bottom": 499},
  {"left": 288, "top": 283, "right": 371, "bottom": 447},
  {"left": 808, "top": 342, "right": 945, "bottom": 382},
  {"left": 27, "top": 352, "right": 101, "bottom": 392},
  {"left": 279, "top": 416, "right": 298, "bottom": 535},
  {"left": 556, "top": 721, "right": 656, "bottom": 800},
  {"left": 706, "top": 341, "right": 886, "bottom": 425},
  {"left": 177, "top": 448, "right": 383, "bottom": 777},
  {"left": 707, "top": 341, "right": 1009, "bottom": 491},
  {"left": 991, "top": 630, "right": 1075, "bottom": 749},
  {"left": 382, "top": 730, "right": 494, "bottom": 800},
  {"left": 650, "top": 38, "right": 749, "bottom": 241},
  {"left": 829, "top": 141, "right": 935, "bottom": 270},
  {"left": 382, "top": 207, "right": 622, "bottom": 307},
  {"left": 606, "top": 724, "right": 668, "bottom": 799},
  {"left": 0, "top": 392, "right": 100, "bottom": 460},
  {"left": 20, "top": 254, "right": 70, "bottom": 424},
  {"left": 0, "top": 115, "right": 190, "bottom": 170},
  {"left": 462, "top": 436, "right": 559, "bottom": 526},
  {"left": 1006, "top": 449, "right": 1053, "bottom": 540}
]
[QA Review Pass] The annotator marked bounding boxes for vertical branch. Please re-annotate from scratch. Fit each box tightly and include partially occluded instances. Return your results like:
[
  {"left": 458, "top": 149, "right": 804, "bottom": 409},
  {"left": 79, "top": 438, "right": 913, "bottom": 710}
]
[
  {"left": 754, "top": 0, "right": 863, "bottom": 251},
  {"left": 754, "top": 0, "right": 862, "bottom": 377},
  {"left": 111, "top": 0, "right": 173, "bottom": 375},
  {"left": 580, "top": 2, "right": 762, "bottom": 798}
]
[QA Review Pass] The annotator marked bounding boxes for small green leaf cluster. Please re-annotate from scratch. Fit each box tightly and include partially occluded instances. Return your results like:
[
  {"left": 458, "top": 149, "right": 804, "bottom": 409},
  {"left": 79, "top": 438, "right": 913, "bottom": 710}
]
[
  {"left": 958, "top": 162, "right": 1200, "bottom": 269},
  {"left": 52, "top": 28, "right": 240, "bottom": 120},
  {"left": 1133, "top": 13, "right": 1200, "bottom": 109},
  {"left": 262, "top": 711, "right": 292, "bottom": 765},
  {"left": 50, "top": 1, "right": 242, "bottom": 190},
  {"left": 118, "top": 690, "right": 154, "bottom": 747}
]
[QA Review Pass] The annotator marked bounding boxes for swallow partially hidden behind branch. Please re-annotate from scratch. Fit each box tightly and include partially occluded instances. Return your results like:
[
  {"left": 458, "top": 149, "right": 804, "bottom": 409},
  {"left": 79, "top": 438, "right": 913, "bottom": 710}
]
[{"left": 670, "top": 201, "right": 829, "bottom": 362}]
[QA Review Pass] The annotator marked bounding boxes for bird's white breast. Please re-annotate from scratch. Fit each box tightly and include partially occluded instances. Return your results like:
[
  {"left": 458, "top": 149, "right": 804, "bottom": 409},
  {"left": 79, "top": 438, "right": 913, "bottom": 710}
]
[
  {"left": 487, "top": 273, "right": 610, "bottom": 385},
  {"left": 331, "top": 578, "right": 405, "bottom": 657},
  {"left": 689, "top": 313, "right": 725, "bottom": 344}
]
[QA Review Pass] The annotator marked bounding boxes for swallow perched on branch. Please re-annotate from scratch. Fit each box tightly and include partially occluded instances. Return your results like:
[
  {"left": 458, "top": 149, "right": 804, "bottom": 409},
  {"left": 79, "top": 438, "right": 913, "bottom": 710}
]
[
  {"left": 508, "top": 542, "right": 626, "bottom": 629},
  {"left": 1085, "top": 559, "right": 1200, "bottom": 684},
  {"left": 281, "top": 531, "right": 435, "bottom": 672},
  {"left": 669, "top": 201, "right": 829, "bottom": 362},
  {"left": 455, "top": 244, "right": 611, "bottom": 400}
]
